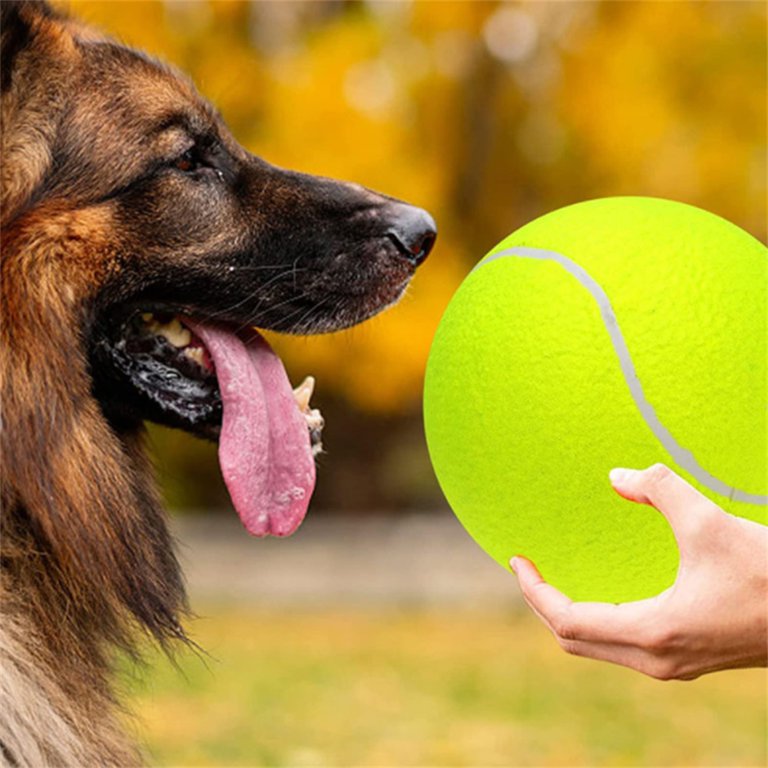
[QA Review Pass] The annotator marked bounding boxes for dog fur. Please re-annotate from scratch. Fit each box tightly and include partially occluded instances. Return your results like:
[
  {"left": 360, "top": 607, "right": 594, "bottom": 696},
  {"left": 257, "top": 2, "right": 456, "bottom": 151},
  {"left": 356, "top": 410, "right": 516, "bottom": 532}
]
[{"left": 0, "top": 2, "right": 434, "bottom": 764}]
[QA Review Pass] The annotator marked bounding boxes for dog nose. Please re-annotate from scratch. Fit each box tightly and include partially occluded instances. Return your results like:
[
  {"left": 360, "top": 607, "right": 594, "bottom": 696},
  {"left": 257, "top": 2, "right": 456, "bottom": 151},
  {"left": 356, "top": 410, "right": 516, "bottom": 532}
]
[{"left": 386, "top": 204, "right": 437, "bottom": 267}]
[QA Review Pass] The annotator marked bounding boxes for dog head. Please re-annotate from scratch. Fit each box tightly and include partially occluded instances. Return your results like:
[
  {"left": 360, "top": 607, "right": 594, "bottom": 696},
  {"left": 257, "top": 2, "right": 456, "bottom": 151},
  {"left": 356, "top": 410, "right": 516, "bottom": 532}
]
[
  {"left": 1, "top": 0, "right": 436, "bottom": 538},
  {"left": 0, "top": 0, "right": 435, "bottom": 656}
]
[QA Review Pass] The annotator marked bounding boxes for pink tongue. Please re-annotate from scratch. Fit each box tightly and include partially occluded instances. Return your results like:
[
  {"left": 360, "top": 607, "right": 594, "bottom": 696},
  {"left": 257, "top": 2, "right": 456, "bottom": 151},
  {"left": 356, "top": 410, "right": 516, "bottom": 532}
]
[{"left": 187, "top": 322, "right": 316, "bottom": 537}]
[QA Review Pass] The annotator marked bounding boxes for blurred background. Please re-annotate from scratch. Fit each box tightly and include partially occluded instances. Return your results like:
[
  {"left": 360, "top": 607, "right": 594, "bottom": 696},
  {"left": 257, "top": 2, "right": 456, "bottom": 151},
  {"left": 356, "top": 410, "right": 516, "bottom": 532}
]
[{"left": 69, "top": 1, "right": 766, "bottom": 766}]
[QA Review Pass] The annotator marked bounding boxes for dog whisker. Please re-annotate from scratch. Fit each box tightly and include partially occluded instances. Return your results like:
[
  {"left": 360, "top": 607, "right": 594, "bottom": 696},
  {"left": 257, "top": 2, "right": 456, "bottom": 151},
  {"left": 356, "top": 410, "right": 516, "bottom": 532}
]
[
  {"left": 286, "top": 297, "right": 333, "bottom": 334},
  {"left": 291, "top": 255, "right": 303, "bottom": 292},
  {"left": 219, "top": 264, "right": 312, "bottom": 272},
  {"left": 196, "top": 268, "right": 303, "bottom": 323},
  {"left": 242, "top": 290, "right": 317, "bottom": 331},
  {"left": 295, "top": 295, "right": 349, "bottom": 334}
]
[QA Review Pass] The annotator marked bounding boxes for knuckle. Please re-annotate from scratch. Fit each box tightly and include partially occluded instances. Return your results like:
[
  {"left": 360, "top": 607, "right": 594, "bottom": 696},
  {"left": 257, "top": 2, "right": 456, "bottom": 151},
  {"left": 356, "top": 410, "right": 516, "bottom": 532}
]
[
  {"left": 645, "top": 658, "right": 682, "bottom": 681},
  {"left": 557, "top": 638, "right": 580, "bottom": 656},
  {"left": 551, "top": 610, "right": 578, "bottom": 641},
  {"left": 644, "top": 628, "right": 670, "bottom": 653},
  {"left": 687, "top": 502, "right": 722, "bottom": 537},
  {"left": 641, "top": 622, "right": 678, "bottom": 653},
  {"left": 645, "top": 463, "right": 673, "bottom": 487},
  {"left": 638, "top": 620, "right": 688, "bottom": 679}
]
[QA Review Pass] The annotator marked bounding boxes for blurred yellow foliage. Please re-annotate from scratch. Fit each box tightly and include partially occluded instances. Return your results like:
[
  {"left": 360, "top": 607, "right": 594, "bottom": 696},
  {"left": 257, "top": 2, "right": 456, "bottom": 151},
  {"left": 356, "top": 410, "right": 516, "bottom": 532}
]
[
  {"left": 124, "top": 608, "right": 768, "bottom": 767},
  {"left": 560, "top": 1, "right": 767, "bottom": 223},
  {"left": 67, "top": 0, "right": 766, "bottom": 414}
]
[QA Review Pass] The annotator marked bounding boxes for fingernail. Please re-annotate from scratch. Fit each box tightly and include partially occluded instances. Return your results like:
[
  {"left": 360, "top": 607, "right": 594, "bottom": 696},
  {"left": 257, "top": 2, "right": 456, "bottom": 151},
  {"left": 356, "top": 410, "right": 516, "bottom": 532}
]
[
  {"left": 510, "top": 557, "right": 520, "bottom": 573},
  {"left": 609, "top": 468, "right": 632, "bottom": 484}
]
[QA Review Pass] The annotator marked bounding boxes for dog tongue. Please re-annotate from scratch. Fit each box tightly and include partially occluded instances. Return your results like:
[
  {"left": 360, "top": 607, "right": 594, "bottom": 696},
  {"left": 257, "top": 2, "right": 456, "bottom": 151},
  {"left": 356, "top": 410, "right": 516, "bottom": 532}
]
[{"left": 187, "top": 323, "right": 316, "bottom": 537}]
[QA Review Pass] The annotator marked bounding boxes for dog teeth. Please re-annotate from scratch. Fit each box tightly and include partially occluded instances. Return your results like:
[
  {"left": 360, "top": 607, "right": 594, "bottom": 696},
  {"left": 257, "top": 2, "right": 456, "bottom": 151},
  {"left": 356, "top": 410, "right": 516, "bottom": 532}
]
[
  {"left": 141, "top": 313, "right": 192, "bottom": 348},
  {"left": 293, "top": 376, "right": 315, "bottom": 412},
  {"left": 183, "top": 346, "right": 206, "bottom": 367},
  {"left": 307, "top": 407, "right": 324, "bottom": 456},
  {"left": 305, "top": 408, "right": 324, "bottom": 433},
  {"left": 158, "top": 319, "right": 191, "bottom": 348},
  {"left": 293, "top": 376, "right": 324, "bottom": 454}
]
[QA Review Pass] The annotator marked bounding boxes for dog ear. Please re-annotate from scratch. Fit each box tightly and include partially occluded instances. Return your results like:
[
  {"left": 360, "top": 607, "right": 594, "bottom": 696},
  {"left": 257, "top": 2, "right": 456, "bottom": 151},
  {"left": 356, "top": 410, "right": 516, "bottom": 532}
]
[
  {"left": 1, "top": 1, "right": 54, "bottom": 92},
  {"left": 0, "top": 1, "right": 67, "bottom": 225}
]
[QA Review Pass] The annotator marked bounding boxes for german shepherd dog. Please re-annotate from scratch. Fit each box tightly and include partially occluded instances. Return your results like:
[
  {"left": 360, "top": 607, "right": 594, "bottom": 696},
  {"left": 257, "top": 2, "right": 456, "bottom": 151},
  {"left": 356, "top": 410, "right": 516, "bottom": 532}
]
[{"left": 0, "top": 1, "right": 435, "bottom": 763}]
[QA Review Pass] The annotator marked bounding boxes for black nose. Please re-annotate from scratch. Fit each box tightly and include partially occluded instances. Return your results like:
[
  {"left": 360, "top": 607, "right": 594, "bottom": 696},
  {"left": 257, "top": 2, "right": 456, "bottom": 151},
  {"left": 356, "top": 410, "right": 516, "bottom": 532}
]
[{"left": 385, "top": 204, "right": 437, "bottom": 267}]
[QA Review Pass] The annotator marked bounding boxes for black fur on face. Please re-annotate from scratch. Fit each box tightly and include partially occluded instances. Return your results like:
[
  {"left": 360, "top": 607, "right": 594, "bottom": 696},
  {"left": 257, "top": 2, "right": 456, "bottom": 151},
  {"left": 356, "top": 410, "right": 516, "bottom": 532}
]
[{"left": 35, "top": 40, "right": 437, "bottom": 433}]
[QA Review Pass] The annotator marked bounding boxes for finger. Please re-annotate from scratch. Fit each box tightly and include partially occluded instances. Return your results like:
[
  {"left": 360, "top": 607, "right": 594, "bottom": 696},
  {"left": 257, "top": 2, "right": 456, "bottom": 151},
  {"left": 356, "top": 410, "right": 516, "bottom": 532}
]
[
  {"left": 510, "top": 557, "right": 566, "bottom": 631},
  {"left": 549, "top": 636, "right": 679, "bottom": 680},
  {"left": 609, "top": 463, "right": 719, "bottom": 540},
  {"left": 511, "top": 556, "right": 572, "bottom": 635},
  {"left": 512, "top": 556, "right": 661, "bottom": 645},
  {"left": 511, "top": 563, "right": 680, "bottom": 676}
]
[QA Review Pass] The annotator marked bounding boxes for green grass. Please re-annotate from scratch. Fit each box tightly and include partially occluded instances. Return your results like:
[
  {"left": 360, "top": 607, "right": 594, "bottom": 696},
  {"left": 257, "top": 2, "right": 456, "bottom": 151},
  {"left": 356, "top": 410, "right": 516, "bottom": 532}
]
[{"left": 121, "top": 607, "right": 767, "bottom": 767}]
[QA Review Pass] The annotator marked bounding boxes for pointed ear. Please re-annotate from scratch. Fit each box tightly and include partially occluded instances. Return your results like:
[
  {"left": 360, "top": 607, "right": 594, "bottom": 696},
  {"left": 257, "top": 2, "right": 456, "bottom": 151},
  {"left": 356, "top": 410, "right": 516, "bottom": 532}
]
[
  {"left": 1, "top": 1, "right": 54, "bottom": 92},
  {"left": 1, "top": 1, "right": 66, "bottom": 225}
]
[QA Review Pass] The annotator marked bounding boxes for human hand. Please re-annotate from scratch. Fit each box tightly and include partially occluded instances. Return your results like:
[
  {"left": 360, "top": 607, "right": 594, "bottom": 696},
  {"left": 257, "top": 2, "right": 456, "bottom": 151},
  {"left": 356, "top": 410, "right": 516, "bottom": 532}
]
[{"left": 511, "top": 464, "right": 768, "bottom": 680}]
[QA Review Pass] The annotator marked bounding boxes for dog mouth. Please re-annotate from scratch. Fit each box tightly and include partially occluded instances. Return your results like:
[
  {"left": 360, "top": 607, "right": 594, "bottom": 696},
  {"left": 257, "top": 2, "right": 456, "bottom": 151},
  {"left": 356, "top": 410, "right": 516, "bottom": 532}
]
[{"left": 97, "top": 310, "right": 323, "bottom": 537}]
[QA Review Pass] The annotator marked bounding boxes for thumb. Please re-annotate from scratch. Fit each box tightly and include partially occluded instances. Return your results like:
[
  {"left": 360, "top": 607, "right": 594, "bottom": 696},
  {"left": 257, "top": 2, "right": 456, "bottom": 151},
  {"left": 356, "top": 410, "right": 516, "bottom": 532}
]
[{"left": 609, "top": 463, "right": 720, "bottom": 545}]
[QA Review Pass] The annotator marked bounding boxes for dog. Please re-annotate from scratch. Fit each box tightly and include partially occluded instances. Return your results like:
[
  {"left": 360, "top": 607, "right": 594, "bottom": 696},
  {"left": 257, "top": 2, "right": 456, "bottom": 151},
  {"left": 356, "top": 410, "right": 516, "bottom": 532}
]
[{"left": 0, "top": 1, "right": 436, "bottom": 764}]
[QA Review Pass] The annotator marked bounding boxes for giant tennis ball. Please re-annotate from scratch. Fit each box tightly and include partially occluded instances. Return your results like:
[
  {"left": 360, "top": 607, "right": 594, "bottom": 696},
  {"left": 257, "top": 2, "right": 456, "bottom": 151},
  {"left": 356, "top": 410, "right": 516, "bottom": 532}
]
[{"left": 424, "top": 197, "right": 767, "bottom": 603}]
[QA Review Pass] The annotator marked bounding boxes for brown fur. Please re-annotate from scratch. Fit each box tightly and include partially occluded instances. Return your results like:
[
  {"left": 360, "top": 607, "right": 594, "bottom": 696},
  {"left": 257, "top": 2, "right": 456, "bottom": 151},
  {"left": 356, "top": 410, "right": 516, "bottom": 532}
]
[
  {"left": 2, "top": 7, "right": 179, "bottom": 763},
  {"left": 1, "top": 204, "right": 187, "bottom": 763},
  {"left": 1, "top": 2, "right": 435, "bottom": 765}
]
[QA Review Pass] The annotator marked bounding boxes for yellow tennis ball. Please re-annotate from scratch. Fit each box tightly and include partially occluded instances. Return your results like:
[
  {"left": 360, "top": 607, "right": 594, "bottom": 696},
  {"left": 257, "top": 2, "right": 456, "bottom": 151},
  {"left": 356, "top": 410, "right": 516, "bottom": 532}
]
[{"left": 424, "top": 197, "right": 767, "bottom": 603}]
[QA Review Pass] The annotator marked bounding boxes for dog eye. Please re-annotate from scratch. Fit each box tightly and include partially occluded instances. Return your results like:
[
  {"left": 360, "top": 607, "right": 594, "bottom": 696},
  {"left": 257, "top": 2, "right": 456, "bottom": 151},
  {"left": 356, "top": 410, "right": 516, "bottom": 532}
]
[
  {"left": 172, "top": 148, "right": 201, "bottom": 173},
  {"left": 170, "top": 147, "right": 225, "bottom": 182}
]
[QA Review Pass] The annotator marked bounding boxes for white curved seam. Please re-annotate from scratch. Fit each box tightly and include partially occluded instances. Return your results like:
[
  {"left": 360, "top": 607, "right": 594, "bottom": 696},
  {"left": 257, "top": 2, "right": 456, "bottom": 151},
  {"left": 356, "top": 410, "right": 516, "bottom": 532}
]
[{"left": 477, "top": 246, "right": 766, "bottom": 506}]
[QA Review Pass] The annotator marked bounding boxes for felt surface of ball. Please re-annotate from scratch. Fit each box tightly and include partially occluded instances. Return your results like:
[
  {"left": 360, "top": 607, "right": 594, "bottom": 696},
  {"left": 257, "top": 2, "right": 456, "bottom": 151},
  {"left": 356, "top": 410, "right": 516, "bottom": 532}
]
[{"left": 424, "top": 197, "right": 767, "bottom": 603}]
